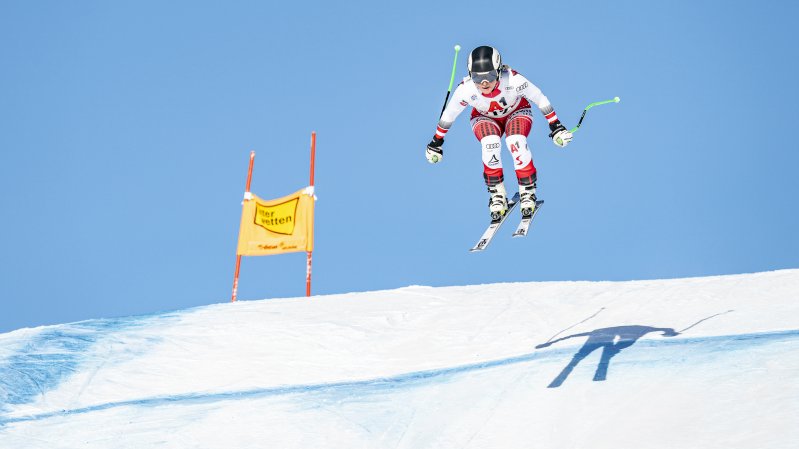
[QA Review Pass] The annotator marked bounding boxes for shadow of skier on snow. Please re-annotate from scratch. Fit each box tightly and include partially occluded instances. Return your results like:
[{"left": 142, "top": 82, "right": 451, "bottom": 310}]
[{"left": 536, "top": 325, "right": 680, "bottom": 388}]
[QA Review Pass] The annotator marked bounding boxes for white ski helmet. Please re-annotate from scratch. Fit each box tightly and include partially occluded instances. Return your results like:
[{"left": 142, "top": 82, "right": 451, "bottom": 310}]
[{"left": 468, "top": 46, "right": 502, "bottom": 83}]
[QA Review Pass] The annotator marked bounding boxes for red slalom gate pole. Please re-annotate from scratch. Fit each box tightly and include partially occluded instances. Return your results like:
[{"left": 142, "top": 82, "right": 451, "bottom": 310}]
[
  {"left": 231, "top": 151, "right": 255, "bottom": 302},
  {"left": 306, "top": 132, "right": 316, "bottom": 297}
]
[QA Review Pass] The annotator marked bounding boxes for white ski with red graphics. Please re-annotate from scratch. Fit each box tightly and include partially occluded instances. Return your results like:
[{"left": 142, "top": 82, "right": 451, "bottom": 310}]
[
  {"left": 512, "top": 199, "right": 545, "bottom": 238},
  {"left": 469, "top": 192, "right": 521, "bottom": 252}
]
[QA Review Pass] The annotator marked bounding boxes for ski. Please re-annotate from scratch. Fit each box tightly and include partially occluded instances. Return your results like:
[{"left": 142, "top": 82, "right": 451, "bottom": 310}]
[
  {"left": 469, "top": 192, "right": 520, "bottom": 252},
  {"left": 512, "top": 200, "right": 545, "bottom": 238}
]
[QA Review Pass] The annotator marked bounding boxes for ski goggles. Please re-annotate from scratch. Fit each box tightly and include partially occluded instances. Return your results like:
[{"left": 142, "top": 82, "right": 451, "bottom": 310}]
[{"left": 471, "top": 71, "right": 498, "bottom": 84}]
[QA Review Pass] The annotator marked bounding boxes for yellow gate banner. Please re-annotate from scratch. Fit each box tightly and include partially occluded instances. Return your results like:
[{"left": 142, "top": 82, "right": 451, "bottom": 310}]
[{"left": 236, "top": 188, "right": 315, "bottom": 256}]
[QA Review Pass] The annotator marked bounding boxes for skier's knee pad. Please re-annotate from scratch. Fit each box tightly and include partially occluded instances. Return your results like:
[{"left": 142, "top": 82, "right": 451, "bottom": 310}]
[
  {"left": 482, "top": 135, "right": 503, "bottom": 169},
  {"left": 481, "top": 135, "right": 504, "bottom": 186},
  {"left": 506, "top": 134, "right": 536, "bottom": 185}
]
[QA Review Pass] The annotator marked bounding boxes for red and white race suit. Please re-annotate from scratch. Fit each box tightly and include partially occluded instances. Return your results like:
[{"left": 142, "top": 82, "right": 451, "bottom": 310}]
[{"left": 433, "top": 67, "right": 560, "bottom": 186}]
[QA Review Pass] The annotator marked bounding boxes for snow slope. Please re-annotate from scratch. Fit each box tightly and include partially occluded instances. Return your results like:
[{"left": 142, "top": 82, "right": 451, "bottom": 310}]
[{"left": 1, "top": 269, "right": 798, "bottom": 448}]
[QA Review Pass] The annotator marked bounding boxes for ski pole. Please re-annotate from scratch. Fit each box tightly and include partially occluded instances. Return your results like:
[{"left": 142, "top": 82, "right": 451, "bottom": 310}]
[
  {"left": 439, "top": 44, "right": 461, "bottom": 119},
  {"left": 569, "top": 96, "right": 620, "bottom": 134}
]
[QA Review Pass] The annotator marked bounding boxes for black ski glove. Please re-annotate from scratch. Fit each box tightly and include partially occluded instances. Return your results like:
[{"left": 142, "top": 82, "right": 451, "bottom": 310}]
[
  {"left": 426, "top": 137, "right": 444, "bottom": 164},
  {"left": 548, "top": 120, "right": 567, "bottom": 138}
]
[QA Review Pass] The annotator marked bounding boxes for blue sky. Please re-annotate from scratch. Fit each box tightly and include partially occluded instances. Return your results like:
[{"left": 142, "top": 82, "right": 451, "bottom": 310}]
[{"left": 1, "top": 0, "right": 797, "bottom": 333}]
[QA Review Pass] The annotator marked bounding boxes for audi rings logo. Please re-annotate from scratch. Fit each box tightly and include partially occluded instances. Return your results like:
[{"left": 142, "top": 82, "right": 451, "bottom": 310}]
[{"left": 485, "top": 142, "right": 500, "bottom": 149}]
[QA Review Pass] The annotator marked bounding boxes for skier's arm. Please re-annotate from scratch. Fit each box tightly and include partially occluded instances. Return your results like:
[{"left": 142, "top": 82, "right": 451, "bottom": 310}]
[
  {"left": 515, "top": 74, "right": 573, "bottom": 147},
  {"left": 433, "top": 82, "right": 469, "bottom": 141},
  {"left": 514, "top": 74, "right": 560, "bottom": 126},
  {"left": 426, "top": 82, "right": 469, "bottom": 164}
]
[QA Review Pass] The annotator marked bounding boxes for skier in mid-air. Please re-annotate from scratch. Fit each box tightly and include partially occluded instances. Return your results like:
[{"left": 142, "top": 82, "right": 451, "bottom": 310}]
[{"left": 426, "top": 45, "right": 573, "bottom": 221}]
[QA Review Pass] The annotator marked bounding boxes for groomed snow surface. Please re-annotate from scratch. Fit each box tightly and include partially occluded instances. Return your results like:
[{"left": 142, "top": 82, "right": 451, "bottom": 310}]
[{"left": 1, "top": 269, "right": 798, "bottom": 448}]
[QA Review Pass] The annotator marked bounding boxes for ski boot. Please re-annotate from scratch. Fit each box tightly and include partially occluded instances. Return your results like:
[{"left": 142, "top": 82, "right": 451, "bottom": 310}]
[
  {"left": 488, "top": 183, "right": 509, "bottom": 222},
  {"left": 519, "top": 184, "right": 537, "bottom": 218}
]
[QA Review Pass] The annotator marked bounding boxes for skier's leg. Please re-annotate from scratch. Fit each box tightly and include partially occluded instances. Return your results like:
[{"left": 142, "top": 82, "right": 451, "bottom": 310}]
[
  {"left": 472, "top": 117, "right": 504, "bottom": 185},
  {"left": 471, "top": 116, "right": 508, "bottom": 218},
  {"left": 481, "top": 134, "right": 504, "bottom": 185},
  {"left": 483, "top": 135, "right": 509, "bottom": 219},
  {"left": 505, "top": 134, "right": 535, "bottom": 184},
  {"left": 505, "top": 109, "right": 537, "bottom": 216}
]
